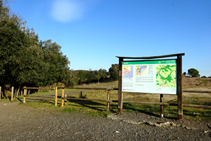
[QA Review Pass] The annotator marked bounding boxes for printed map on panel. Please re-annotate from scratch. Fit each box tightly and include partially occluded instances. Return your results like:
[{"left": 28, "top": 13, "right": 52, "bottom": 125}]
[
  {"left": 123, "top": 66, "right": 133, "bottom": 78},
  {"left": 156, "top": 65, "right": 176, "bottom": 87},
  {"left": 135, "top": 65, "right": 147, "bottom": 76}
]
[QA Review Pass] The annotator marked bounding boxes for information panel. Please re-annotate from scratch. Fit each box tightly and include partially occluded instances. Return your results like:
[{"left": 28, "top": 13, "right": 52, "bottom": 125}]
[{"left": 122, "top": 60, "right": 177, "bottom": 94}]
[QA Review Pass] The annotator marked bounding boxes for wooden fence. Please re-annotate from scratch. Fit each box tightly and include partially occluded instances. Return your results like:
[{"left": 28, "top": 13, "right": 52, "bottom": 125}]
[
  {"left": 1, "top": 86, "right": 210, "bottom": 115},
  {"left": 111, "top": 89, "right": 211, "bottom": 108},
  {"left": 22, "top": 86, "right": 112, "bottom": 111}
]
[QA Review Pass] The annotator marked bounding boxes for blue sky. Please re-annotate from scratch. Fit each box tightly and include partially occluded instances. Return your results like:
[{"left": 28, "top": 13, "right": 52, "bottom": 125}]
[{"left": 9, "top": 0, "right": 211, "bottom": 76}]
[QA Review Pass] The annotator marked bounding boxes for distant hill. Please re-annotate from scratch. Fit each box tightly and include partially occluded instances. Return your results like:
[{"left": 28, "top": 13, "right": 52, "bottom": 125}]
[{"left": 182, "top": 75, "right": 211, "bottom": 88}]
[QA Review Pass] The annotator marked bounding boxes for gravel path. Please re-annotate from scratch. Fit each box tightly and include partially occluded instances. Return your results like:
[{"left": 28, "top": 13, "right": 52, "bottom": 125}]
[{"left": 0, "top": 101, "right": 211, "bottom": 140}]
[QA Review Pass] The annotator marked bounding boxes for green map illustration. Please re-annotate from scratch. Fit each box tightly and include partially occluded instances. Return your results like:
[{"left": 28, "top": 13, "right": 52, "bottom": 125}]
[{"left": 156, "top": 65, "right": 176, "bottom": 87}]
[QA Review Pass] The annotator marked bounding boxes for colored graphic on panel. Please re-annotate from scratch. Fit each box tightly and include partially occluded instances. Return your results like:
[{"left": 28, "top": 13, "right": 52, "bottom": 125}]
[
  {"left": 122, "top": 60, "right": 177, "bottom": 94},
  {"left": 123, "top": 65, "right": 133, "bottom": 78},
  {"left": 136, "top": 65, "right": 147, "bottom": 76},
  {"left": 156, "top": 65, "right": 176, "bottom": 87}
]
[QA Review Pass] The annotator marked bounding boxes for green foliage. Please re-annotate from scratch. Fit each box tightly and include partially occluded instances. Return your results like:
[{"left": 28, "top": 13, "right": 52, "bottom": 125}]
[
  {"left": 188, "top": 68, "right": 200, "bottom": 77},
  {"left": 201, "top": 76, "right": 207, "bottom": 78},
  {"left": 76, "top": 69, "right": 108, "bottom": 84},
  {"left": 95, "top": 74, "right": 100, "bottom": 82},
  {"left": 109, "top": 64, "right": 119, "bottom": 80},
  {"left": 99, "top": 69, "right": 107, "bottom": 81},
  {"left": 0, "top": 1, "right": 71, "bottom": 96},
  {"left": 63, "top": 71, "right": 78, "bottom": 87}
]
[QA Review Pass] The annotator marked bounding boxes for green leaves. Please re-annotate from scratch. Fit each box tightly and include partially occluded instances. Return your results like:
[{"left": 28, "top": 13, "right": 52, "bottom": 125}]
[
  {"left": 188, "top": 68, "right": 200, "bottom": 77},
  {"left": 0, "top": 1, "right": 70, "bottom": 89},
  {"left": 109, "top": 64, "right": 119, "bottom": 80}
]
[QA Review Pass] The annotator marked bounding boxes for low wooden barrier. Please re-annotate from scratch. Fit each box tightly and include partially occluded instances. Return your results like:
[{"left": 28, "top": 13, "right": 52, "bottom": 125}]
[
  {"left": 111, "top": 89, "right": 211, "bottom": 110},
  {"left": 112, "top": 100, "right": 211, "bottom": 109},
  {"left": 55, "top": 87, "right": 111, "bottom": 111},
  {"left": 22, "top": 86, "right": 211, "bottom": 115},
  {"left": 23, "top": 86, "right": 55, "bottom": 103},
  {"left": 23, "top": 86, "right": 111, "bottom": 111}
]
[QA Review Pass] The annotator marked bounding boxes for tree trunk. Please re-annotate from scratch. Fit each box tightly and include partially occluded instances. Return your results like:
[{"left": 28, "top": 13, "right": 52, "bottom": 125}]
[{"left": 2, "top": 83, "right": 6, "bottom": 98}]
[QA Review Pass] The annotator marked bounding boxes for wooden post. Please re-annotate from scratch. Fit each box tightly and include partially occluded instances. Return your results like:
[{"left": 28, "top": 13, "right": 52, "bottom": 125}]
[
  {"left": 177, "top": 55, "right": 183, "bottom": 120},
  {"left": 0, "top": 86, "right": 1, "bottom": 100},
  {"left": 61, "top": 86, "right": 64, "bottom": 107},
  {"left": 65, "top": 94, "right": 67, "bottom": 105},
  {"left": 23, "top": 86, "right": 26, "bottom": 103},
  {"left": 118, "top": 57, "right": 123, "bottom": 113},
  {"left": 107, "top": 90, "right": 110, "bottom": 111},
  {"left": 160, "top": 94, "right": 163, "bottom": 117},
  {"left": 80, "top": 91, "right": 82, "bottom": 98},
  {"left": 11, "top": 86, "right": 14, "bottom": 101},
  {"left": 55, "top": 87, "right": 57, "bottom": 106}
]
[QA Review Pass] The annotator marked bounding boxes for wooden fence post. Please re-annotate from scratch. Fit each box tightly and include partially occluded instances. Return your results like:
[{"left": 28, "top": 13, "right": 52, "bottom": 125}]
[
  {"left": 160, "top": 94, "right": 163, "bottom": 117},
  {"left": 11, "top": 86, "right": 14, "bottom": 101},
  {"left": 61, "top": 86, "right": 64, "bottom": 107},
  {"left": 55, "top": 87, "right": 57, "bottom": 106},
  {"left": 0, "top": 86, "right": 1, "bottom": 101},
  {"left": 80, "top": 91, "right": 82, "bottom": 98},
  {"left": 23, "top": 86, "right": 26, "bottom": 103},
  {"left": 65, "top": 94, "right": 67, "bottom": 105},
  {"left": 107, "top": 90, "right": 110, "bottom": 111}
]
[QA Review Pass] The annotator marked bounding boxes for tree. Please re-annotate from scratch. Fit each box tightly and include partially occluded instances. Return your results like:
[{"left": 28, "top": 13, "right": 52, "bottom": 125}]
[
  {"left": 99, "top": 68, "right": 107, "bottom": 81},
  {"left": 201, "top": 76, "right": 207, "bottom": 78},
  {"left": 183, "top": 72, "right": 186, "bottom": 75},
  {"left": 41, "top": 40, "right": 70, "bottom": 85},
  {"left": 63, "top": 70, "right": 78, "bottom": 87},
  {"left": 0, "top": 1, "right": 45, "bottom": 95},
  {"left": 77, "top": 70, "right": 86, "bottom": 84},
  {"left": 95, "top": 74, "right": 101, "bottom": 83},
  {"left": 188, "top": 68, "right": 200, "bottom": 77},
  {"left": 109, "top": 64, "right": 119, "bottom": 80},
  {"left": 0, "top": 1, "right": 71, "bottom": 97}
]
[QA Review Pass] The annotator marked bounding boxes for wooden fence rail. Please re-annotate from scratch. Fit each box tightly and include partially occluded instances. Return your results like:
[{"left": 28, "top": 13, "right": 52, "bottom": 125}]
[
  {"left": 54, "top": 87, "right": 111, "bottom": 111},
  {"left": 21, "top": 86, "right": 211, "bottom": 114},
  {"left": 112, "top": 100, "right": 211, "bottom": 109}
]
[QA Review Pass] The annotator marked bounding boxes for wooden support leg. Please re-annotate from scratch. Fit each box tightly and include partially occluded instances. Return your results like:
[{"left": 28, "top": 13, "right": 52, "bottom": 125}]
[
  {"left": 177, "top": 55, "right": 183, "bottom": 120},
  {"left": 160, "top": 94, "right": 163, "bottom": 117}
]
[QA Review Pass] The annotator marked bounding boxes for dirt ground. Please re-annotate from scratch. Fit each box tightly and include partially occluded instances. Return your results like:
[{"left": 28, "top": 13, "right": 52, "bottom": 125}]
[{"left": 0, "top": 100, "right": 211, "bottom": 140}]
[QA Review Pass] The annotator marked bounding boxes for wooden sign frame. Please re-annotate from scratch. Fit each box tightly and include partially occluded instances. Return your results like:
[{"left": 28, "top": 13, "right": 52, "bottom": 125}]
[{"left": 116, "top": 53, "right": 185, "bottom": 120}]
